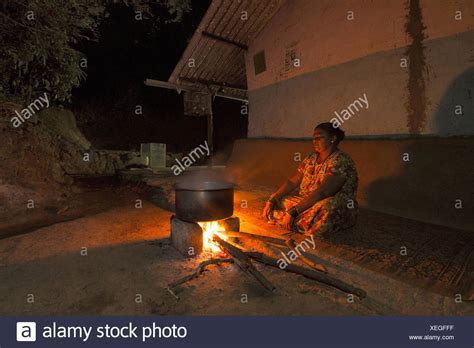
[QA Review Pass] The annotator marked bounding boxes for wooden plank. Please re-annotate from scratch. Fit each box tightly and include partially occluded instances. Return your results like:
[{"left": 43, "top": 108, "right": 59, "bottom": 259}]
[
  {"left": 247, "top": 252, "right": 367, "bottom": 300},
  {"left": 144, "top": 79, "right": 248, "bottom": 102},
  {"left": 207, "top": 109, "right": 213, "bottom": 166},
  {"left": 221, "top": 230, "right": 327, "bottom": 273},
  {"left": 213, "top": 234, "right": 276, "bottom": 292},
  {"left": 286, "top": 239, "right": 328, "bottom": 273},
  {"left": 144, "top": 79, "right": 196, "bottom": 92},
  {"left": 202, "top": 31, "right": 248, "bottom": 50},
  {"left": 219, "top": 230, "right": 287, "bottom": 246},
  {"left": 179, "top": 77, "right": 246, "bottom": 91}
]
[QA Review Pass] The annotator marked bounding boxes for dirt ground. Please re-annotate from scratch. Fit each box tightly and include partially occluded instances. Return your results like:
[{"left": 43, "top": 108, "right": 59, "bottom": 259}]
[{"left": 0, "top": 181, "right": 472, "bottom": 316}]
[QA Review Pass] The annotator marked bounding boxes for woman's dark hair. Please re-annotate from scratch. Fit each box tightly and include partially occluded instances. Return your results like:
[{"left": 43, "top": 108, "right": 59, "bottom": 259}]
[{"left": 314, "top": 122, "right": 345, "bottom": 144}]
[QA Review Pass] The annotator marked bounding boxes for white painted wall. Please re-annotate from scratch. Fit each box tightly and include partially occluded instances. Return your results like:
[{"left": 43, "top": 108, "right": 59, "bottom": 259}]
[{"left": 244, "top": 0, "right": 474, "bottom": 137}]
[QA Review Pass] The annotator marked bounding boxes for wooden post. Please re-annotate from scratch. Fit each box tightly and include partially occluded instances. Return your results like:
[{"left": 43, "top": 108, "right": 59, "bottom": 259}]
[
  {"left": 207, "top": 108, "right": 213, "bottom": 167},
  {"left": 246, "top": 252, "right": 367, "bottom": 299}
]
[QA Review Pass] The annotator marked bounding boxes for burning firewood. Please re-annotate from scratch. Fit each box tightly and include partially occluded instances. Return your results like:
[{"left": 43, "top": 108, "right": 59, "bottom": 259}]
[
  {"left": 166, "top": 231, "right": 365, "bottom": 302},
  {"left": 166, "top": 258, "right": 233, "bottom": 300},
  {"left": 212, "top": 234, "right": 276, "bottom": 292},
  {"left": 213, "top": 236, "right": 365, "bottom": 299}
]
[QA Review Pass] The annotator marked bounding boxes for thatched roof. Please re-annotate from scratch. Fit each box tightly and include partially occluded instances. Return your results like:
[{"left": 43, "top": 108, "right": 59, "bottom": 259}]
[{"left": 168, "top": 0, "right": 285, "bottom": 100}]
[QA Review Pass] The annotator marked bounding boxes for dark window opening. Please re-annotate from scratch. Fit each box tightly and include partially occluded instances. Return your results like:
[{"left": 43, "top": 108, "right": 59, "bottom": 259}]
[{"left": 253, "top": 50, "right": 266, "bottom": 75}]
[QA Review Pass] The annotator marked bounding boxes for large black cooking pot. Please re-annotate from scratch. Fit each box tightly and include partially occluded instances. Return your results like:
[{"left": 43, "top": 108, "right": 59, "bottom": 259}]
[{"left": 174, "top": 180, "right": 234, "bottom": 222}]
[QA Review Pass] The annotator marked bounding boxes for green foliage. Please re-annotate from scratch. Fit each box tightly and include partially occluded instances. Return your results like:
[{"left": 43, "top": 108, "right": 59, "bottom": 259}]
[{"left": 0, "top": 0, "right": 190, "bottom": 103}]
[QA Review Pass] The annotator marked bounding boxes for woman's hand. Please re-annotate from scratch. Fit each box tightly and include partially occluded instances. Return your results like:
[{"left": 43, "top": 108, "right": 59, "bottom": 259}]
[
  {"left": 281, "top": 212, "right": 295, "bottom": 230},
  {"left": 262, "top": 200, "right": 274, "bottom": 219}
]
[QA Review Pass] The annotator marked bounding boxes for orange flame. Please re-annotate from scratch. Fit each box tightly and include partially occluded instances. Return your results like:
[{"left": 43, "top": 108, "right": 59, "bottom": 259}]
[{"left": 198, "top": 221, "right": 225, "bottom": 253}]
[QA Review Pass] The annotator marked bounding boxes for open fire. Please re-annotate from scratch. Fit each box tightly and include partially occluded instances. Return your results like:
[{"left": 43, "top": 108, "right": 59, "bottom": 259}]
[
  {"left": 173, "top": 179, "right": 237, "bottom": 255},
  {"left": 170, "top": 214, "right": 239, "bottom": 257},
  {"left": 168, "top": 215, "right": 366, "bottom": 302},
  {"left": 198, "top": 221, "right": 225, "bottom": 253}
]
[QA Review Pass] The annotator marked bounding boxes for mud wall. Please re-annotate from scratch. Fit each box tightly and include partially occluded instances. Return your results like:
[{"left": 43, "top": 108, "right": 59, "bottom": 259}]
[
  {"left": 245, "top": 0, "right": 474, "bottom": 137},
  {"left": 227, "top": 138, "right": 474, "bottom": 231}
]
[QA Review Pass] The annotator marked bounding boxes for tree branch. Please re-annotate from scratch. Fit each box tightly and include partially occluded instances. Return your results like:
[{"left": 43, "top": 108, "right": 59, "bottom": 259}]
[{"left": 166, "top": 258, "right": 233, "bottom": 300}]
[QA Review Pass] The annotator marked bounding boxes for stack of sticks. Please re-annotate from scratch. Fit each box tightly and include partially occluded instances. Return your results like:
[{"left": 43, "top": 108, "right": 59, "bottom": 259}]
[{"left": 166, "top": 230, "right": 366, "bottom": 301}]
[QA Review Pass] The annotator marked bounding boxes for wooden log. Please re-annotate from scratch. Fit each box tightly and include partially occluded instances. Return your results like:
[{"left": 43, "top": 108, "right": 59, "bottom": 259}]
[
  {"left": 246, "top": 252, "right": 367, "bottom": 300},
  {"left": 166, "top": 258, "right": 233, "bottom": 300},
  {"left": 221, "top": 231, "right": 327, "bottom": 273},
  {"left": 219, "top": 230, "right": 287, "bottom": 246},
  {"left": 286, "top": 239, "right": 328, "bottom": 273},
  {"left": 212, "top": 234, "right": 276, "bottom": 292},
  {"left": 218, "top": 217, "right": 240, "bottom": 233}
]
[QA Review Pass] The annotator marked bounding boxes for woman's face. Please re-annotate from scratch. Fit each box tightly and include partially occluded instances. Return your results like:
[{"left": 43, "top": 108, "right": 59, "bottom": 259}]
[{"left": 312, "top": 128, "right": 334, "bottom": 153}]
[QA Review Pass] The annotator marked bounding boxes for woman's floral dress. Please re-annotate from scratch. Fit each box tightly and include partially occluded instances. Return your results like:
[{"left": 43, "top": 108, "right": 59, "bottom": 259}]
[{"left": 271, "top": 150, "right": 358, "bottom": 239}]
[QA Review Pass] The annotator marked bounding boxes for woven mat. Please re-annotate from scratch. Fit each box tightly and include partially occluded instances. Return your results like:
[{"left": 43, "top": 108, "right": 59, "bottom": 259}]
[
  {"left": 319, "top": 209, "right": 474, "bottom": 298},
  {"left": 233, "top": 186, "right": 473, "bottom": 298},
  {"left": 148, "top": 181, "right": 473, "bottom": 298}
]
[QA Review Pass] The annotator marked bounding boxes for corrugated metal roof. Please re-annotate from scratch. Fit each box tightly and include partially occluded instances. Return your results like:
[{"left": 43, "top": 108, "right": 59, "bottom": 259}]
[{"left": 169, "top": 0, "right": 285, "bottom": 95}]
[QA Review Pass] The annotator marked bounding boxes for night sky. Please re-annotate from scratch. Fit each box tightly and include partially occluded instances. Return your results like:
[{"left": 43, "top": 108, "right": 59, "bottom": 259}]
[{"left": 71, "top": 0, "right": 246, "bottom": 157}]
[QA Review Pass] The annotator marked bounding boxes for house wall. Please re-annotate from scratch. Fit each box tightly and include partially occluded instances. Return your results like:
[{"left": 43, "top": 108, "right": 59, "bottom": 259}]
[
  {"left": 226, "top": 138, "right": 474, "bottom": 231},
  {"left": 244, "top": 0, "right": 474, "bottom": 137},
  {"left": 236, "top": 1, "right": 473, "bottom": 229}
]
